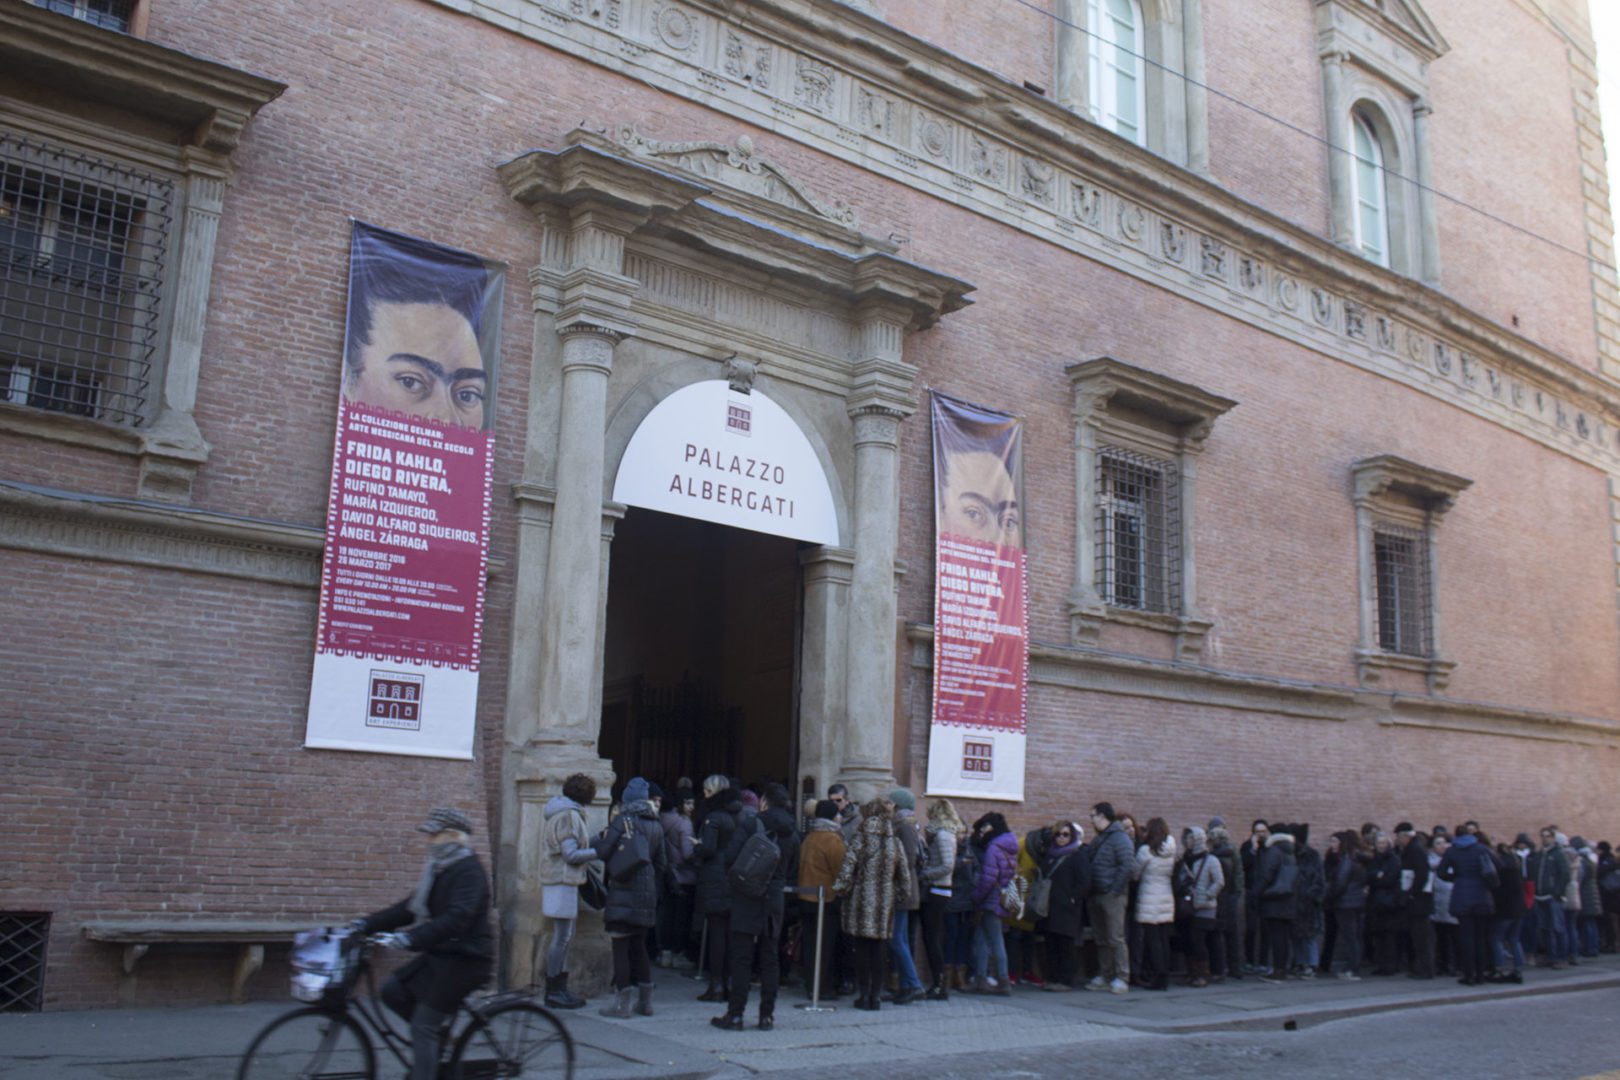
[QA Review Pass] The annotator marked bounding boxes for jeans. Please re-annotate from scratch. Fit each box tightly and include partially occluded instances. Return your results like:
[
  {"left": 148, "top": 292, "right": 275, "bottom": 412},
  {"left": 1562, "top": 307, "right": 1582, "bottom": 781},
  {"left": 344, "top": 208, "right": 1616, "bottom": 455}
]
[
  {"left": 545, "top": 917, "right": 575, "bottom": 978},
  {"left": 1535, "top": 900, "right": 1567, "bottom": 962},
  {"left": 1579, "top": 915, "right": 1601, "bottom": 957},
  {"left": 1491, "top": 915, "right": 1524, "bottom": 972},
  {"left": 971, "top": 912, "right": 1009, "bottom": 982},
  {"left": 1330, "top": 909, "right": 1362, "bottom": 974},
  {"left": 889, "top": 908, "right": 922, "bottom": 991},
  {"left": 1088, "top": 892, "right": 1129, "bottom": 981}
]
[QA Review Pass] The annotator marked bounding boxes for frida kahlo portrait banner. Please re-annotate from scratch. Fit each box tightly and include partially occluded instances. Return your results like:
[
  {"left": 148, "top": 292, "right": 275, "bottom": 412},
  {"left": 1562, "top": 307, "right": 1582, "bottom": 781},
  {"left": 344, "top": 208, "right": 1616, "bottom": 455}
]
[
  {"left": 304, "top": 221, "right": 504, "bottom": 759},
  {"left": 925, "top": 390, "right": 1029, "bottom": 801}
]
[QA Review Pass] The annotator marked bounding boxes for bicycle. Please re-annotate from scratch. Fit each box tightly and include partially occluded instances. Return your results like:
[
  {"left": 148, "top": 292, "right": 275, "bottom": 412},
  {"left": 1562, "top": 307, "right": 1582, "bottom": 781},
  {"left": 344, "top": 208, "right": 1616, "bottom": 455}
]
[{"left": 238, "top": 927, "right": 574, "bottom": 1079}]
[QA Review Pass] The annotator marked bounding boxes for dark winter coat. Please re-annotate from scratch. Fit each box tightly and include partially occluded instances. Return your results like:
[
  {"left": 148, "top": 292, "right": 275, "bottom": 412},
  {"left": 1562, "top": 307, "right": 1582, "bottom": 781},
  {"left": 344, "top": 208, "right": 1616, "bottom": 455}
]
[
  {"left": 596, "top": 799, "right": 667, "bottom": 930},
  {"left": 1039, "top": 839, "right": 1091, "bottom": 940},
  {"left": 1491, "top": 848, "right": 1526, "bottom": 918},
  {"left": 1529, "top": 844, "right": 1572, "bottom": 900},
  {"left": 894, "top": 811, "right": 923, "bottom": 912},
  {"left": 1439, "top": 834, "right": 1496, "bottom": 917},
  {"left": 1292, "top": 845, "right": 1326, "bottom": 934},
  {"left": 1211, "top": 840, "right": 1242, "bottom": 926},
  {"left": 1400, "top": 838, "right": 1434, "bottom": 916},
  {"left": 973, "top": 830, "right": 1020, "bottom": 916},
  {"left": 1325, "top": 851, "right": 1369, "bottom": 911},
  {"left": 1241, "top": 838, "right": 1263, "bottom": 910},
  {"left": 362, "top": 851, "right": 495, "bottom": 1013},
  {"left": 1255, "top": 834, "right": 1297, "bottom": 921},
  {"left": 1089, "top": 820, "right": 1135, "bottom": 896},
  {"left": 725, "top": 805, "right": 800, "bottom": 938},
  {"left": 695, "top": 792, "right": 741, "bottom": 916},
  {"left": 1367, "top": 848, "right": 1405, "bottom": 916},
  {"left": 946, "top": 835, "right": 979, "bottom": 914},
  {"left": 1577, "top": 850, "right": 1602, "bottom": 915}
]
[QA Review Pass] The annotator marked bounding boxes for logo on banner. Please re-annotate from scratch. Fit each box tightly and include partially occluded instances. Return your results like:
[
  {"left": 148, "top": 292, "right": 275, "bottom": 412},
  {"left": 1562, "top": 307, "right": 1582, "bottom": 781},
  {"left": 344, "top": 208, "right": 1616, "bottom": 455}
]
[
  {"left": 962, "top": 739, "right": 994, "bottom": 779},
  {"left": 726, "top": 401, "right": 753, "bottom": 436},
  {"left": 367, "top": 671, "right": 425, "bottom": 731}
]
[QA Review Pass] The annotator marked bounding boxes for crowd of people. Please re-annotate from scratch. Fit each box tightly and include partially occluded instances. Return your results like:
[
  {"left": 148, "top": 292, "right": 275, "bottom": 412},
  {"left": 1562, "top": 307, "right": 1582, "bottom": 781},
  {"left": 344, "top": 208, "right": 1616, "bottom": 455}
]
[{"left": 537, "top": 776, "right": 1620, "bottom": 1029}]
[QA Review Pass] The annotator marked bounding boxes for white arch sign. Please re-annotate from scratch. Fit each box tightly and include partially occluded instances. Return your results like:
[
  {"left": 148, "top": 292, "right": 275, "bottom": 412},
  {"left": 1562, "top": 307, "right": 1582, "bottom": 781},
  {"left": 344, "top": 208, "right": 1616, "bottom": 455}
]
[{"left": 611, "top": 380, "right": 839, "bottom": 545}]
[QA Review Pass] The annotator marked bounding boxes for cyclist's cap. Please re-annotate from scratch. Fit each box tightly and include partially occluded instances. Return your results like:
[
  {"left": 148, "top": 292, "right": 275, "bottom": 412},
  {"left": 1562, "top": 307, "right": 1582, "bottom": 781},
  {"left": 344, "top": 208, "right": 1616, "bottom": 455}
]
[{"left": 416, "top": 806, "right": 474, "bottom": 835}]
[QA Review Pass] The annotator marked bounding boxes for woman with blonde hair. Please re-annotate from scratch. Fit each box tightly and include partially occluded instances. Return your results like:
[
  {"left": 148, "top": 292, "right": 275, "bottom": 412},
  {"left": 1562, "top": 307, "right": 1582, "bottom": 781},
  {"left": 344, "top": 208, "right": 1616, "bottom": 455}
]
[{"left": 920, "top": 798, "right": 964, "bottom": 999}]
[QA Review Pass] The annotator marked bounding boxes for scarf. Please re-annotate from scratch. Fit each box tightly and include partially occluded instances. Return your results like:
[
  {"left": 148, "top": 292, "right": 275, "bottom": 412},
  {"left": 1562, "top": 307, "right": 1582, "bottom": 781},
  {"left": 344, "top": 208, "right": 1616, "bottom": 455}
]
[{"left": 408, "top": 840, "right": 474, "bottom": 922}]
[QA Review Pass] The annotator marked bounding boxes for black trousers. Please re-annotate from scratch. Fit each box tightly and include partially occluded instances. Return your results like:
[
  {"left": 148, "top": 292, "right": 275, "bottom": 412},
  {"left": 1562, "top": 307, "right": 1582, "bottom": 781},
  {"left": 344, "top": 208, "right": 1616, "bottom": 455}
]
[
  {"left": 381, "top": 958, "right": 487, "bottom": 1080},
  {"left": 1263, "top": 918, "right": 1292, "bottom": 974},
  {"left": 921, "top": 893, "right": 948, "bottom": 984},
  {"left": 703, "top": 913, "right": 730, "bottom": 986},
  {"left": 1188, "top": 916, "right": 1223, "bottom": 975},
  {"left": 801, "top": 898, "right": 838, "bottom": 995},
  {"left": 852, "top": 935, "right": 887, "bottom": 1003},
  {"left": 1044, "top": 932, "right": 1076, "bottom": 986},
  {"left": 1456, "top": 914, "right": 1492, "bottom": 982},
  {"left": 728, "top": 928, "right": 780, "bottom": 1018},
  {"left": 611, "top": 931, "right": 651, "bottom": 991},
  {"left": 1407, "top": 908, "right": 1436, "bottom": 977},
  {"left": 1140, "top": 923, "right": 1170, "bottom": 987}
]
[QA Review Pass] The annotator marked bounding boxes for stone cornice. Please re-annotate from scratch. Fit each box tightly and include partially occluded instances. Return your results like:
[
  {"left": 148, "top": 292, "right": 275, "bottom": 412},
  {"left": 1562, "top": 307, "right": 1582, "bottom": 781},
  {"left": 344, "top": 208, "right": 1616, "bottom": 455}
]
[
  {"left": 436, "top": 0, "right": 1620, "bottom": 473},
  {"left": 1067, "top": 355, "right": 1239, "bottom": 445},
  {"left": 1, "top": 2, "right": 286, "bottom": 155},
  {"left": 1351, "top": 453, "right": 1473, "bottom": 513},
  {"left": 904, "top": 623, "right": 1620, "bottom": 745},
  {"left": 0, "top": 480, "right": 322, "bottom": 586}
]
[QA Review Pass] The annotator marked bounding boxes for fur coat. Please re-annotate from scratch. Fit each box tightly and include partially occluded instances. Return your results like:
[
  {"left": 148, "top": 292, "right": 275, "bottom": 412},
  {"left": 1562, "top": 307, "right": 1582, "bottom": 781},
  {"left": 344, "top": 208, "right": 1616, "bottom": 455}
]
[{"left": 833, "top": 811, "right": 912, "bottom": 940}]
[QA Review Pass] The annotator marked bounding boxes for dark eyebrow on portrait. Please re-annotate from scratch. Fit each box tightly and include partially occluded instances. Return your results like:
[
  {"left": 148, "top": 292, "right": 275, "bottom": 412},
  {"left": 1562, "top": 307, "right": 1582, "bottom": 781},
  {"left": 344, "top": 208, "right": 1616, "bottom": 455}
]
[
  {"left": 385, "top": 353, "right": 487, "bottom": 383},
  {"left": 959, "top": 491, "right": 1017, "bottom": 515}
]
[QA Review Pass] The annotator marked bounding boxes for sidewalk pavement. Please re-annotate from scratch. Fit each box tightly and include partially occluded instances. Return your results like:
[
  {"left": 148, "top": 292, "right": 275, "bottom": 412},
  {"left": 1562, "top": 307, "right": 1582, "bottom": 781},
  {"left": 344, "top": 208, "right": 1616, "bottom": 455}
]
[{"left": 3, "top": 956, "right": 1617, "bottom": 1079}]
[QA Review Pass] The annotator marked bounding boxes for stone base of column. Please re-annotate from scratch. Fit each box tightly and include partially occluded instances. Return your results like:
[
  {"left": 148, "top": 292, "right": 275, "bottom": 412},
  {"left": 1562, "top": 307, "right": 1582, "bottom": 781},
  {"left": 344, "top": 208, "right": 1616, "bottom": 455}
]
[
  {"left": 833, "top": 765, "right": 898, "bottom": 805},
  {"left": 499, "top": 744, "right": 617, "bottom": 993}
]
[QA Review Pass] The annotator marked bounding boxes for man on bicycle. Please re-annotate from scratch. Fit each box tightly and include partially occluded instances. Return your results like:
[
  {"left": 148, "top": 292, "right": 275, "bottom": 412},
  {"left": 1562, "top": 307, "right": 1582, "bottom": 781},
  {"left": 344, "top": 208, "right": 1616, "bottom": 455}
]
[{"left": 355, "top": 806, "right": 493, "bottom": 1080}]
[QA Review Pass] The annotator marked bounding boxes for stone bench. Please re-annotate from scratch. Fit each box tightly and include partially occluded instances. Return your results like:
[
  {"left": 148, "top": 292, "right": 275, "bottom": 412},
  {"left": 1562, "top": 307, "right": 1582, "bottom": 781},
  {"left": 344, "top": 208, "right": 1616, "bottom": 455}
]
[{"left": 81, "top": 919, "right": 315, "bottom": 1003}]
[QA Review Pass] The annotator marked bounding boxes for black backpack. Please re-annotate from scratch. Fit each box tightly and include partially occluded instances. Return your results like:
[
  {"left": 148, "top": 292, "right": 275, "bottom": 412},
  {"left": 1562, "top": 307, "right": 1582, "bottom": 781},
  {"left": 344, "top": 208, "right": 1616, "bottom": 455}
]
[{"left": 728, "top": 817, "right": 781, "bottom": 899}]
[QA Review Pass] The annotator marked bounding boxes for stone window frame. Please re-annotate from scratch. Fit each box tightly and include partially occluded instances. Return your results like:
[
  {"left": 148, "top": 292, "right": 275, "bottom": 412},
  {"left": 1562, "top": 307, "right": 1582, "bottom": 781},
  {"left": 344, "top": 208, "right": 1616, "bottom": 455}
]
[
  {"left": 1316, "top": 0, "right": 1447, "bottom": 284},
  {"left": 1351, "top": 454, "right": 1471, "bottom": 692},
  {"left": 1067, "top": 356, "right": 1235, "bottom": 662},
  {"left": 0, "top": 3, "right": 282, "bottom": 502},
  {"left": 1054, "top": 0, "right": 1210, "bottom": 173}
]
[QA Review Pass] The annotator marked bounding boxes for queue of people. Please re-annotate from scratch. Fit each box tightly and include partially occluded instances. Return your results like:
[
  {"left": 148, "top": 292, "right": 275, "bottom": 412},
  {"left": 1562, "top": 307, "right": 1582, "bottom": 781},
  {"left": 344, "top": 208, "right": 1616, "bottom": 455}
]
[{"left": 538, "top": 778, "right": 1620, "bottom": 1028}]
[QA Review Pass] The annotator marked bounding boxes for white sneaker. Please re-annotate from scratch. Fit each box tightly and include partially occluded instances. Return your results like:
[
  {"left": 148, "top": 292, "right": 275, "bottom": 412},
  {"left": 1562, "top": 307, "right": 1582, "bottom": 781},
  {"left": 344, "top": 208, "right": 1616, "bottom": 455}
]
[
  {"left": 1084, "top": 976, "right": 1107, "bottom": 992},
  {"left": 1336, "top": 971, "right": 1362, "bottom": 981},
  {"left": 1109, "top": 978, "right": 1129, "bottom": 995}
]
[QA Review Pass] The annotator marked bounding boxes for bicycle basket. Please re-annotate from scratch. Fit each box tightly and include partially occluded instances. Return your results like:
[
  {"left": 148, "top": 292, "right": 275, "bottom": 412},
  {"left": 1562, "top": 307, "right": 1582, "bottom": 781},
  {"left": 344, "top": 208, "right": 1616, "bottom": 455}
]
[{"left": 290, "top": 927, "right": 361, "bottom": 1006}]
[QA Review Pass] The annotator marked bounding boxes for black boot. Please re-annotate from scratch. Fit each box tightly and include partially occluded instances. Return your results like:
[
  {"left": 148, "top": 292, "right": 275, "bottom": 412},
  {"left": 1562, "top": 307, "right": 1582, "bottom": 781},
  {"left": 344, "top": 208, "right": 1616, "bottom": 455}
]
[
  {"left": 925, "top": 975, "right": 948, "bottom": 1001},
  {"left": 545, "top": 972, "right": 585, "bottom": 1010},
  {"left": 696, "top": 978, "right": 727, "bottom": 1002}
]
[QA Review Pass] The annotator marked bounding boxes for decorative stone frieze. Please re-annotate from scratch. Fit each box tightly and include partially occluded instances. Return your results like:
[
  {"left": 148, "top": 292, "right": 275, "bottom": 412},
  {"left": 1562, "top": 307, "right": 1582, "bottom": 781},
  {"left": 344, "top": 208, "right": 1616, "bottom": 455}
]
[{"left": 423, "top": 0, "right": 1620, "bottom": 477}]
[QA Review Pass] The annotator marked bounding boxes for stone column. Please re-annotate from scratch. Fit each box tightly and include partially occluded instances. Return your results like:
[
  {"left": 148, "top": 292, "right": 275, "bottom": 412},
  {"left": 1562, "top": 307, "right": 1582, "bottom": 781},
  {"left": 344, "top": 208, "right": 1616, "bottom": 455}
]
[
  {"left": 1183, "top": 0, "right": 1211, "bottom": 177},
  {"left": 1412, "top": 100, "right": 1442, "bottom": 286},
  {"left": 840, "top": 405, "right": 904, "bottom": 799},
  {"left": 1322, "top": 52, "right": 1355, "bottom": 247},
  {"left": 798, "top": 545, "right": 855, "bottom": 798}
]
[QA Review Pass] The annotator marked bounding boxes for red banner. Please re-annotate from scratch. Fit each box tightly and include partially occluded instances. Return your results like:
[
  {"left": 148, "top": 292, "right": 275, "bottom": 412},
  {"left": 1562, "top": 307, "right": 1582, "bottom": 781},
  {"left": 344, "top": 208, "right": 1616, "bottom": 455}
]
[{"left": 927, "top": 391, "right": 1028, "bottom": 800}]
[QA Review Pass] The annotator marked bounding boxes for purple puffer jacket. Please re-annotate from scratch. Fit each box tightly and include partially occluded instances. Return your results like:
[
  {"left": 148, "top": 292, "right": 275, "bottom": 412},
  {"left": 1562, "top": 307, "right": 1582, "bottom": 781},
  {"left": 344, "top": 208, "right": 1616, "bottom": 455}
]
[{"left": 972, "top": 831, "right": 1019, "bottom": 916}]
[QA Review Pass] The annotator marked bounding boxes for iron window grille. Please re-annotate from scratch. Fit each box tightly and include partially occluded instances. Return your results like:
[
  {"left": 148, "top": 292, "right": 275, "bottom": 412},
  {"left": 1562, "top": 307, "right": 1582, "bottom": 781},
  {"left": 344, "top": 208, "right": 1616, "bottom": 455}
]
[
  {"left": 1096, "top": 446, "right": 1180, "bottom": 614},
  {"left": 1, "top": 133, "right": 173, "bottom": 426},
  {"left": 30, "top": 0, "right": 135, "bottom": 33},
  {"left": 1373, "top": 523, "right": 1431, "bottom": 656},
  {"left": 0, "top": 912, "right": 50, "bottom": 1013}
]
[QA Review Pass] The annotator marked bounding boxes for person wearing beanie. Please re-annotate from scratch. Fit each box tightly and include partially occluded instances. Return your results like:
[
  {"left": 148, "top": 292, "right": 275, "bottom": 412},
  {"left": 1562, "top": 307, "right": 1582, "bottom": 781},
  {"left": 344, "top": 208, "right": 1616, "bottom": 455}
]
[
  {"left": 799, "top": 799, "right": 847, "bottom": 999},
  {"left": 1207, "top": 824, "right": 1244, "bottom": 981},
  {"left": 594, "top": 777, "right": 666, "bottom": 1019},
  {"left": 1393, "top": 822, "right": 1434, "bottom": 979},
  {"left": 353, "top": 807, "right": 493, "bottom": 1080},
  {"left": 1178, "top": 825, "right": 1225, "bottom": 987},
  {"left": 885, "top": 787, "right": 926, "bottom": 1005},
  {"left": 1573, "top": 837, "right": 1602, "bottom": 958}
]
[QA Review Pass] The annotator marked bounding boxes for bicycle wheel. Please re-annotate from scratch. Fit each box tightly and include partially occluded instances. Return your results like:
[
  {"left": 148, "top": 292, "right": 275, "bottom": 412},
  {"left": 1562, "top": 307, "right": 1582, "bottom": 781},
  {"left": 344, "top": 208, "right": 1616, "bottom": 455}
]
[
  {"left": 237, "top": 1006, "right": 376, "bottom": 1080},
  {"left": 451, "top": 1000, "right": 575, "bottom": 1079}
]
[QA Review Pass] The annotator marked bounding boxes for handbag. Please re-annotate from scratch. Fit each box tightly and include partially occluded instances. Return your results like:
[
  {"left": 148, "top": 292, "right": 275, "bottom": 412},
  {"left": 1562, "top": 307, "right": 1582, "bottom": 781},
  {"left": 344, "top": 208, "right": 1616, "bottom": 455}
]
[
  {"left": 579, "top": 863, "right": 607, "bottom": 910},
  {"left": 1028, "top": 853, "right": 1071, "bottom": 920},
  {"left": 1601, "top": 867, "right": 1620, "bottom": 894},
  {"left": 999, "top": 873, "right": 1027, "bottom": 920},
  {"left": 606, "top": 821, "right": 650, "bottom": 884}
]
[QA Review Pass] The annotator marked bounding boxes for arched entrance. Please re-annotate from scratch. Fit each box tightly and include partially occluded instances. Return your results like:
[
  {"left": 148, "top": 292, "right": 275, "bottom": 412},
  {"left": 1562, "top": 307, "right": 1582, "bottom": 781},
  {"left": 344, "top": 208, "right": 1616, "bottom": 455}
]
[{"left": 601, "top": 379, "right": 840, "bottom": 793}]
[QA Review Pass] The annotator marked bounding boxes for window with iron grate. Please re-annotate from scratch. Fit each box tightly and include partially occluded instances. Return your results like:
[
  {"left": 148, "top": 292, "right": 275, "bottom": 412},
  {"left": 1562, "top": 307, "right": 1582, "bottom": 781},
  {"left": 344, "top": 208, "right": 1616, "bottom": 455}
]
[
  {"left": 0, "top": 134, "right": 172, "bottom": 426},
  {"left": 30, "top": 0, "right": 134, "bottom": 33},
  {"left": 1096, "top": 447, "right": 1180, "bottom": 614},
  {"left": 0, "top": 912, "right": 50, "bottom": 1013},
  {"left": 1373, "top": 523, "right": 1431, "bottom": 656}
]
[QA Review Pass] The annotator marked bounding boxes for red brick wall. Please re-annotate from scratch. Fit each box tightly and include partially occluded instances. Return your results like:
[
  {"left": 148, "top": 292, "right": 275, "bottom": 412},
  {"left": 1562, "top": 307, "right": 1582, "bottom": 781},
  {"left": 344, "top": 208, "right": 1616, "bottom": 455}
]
[{"left": 4, "top": 0, "right": 1616, "bottom": 1009}]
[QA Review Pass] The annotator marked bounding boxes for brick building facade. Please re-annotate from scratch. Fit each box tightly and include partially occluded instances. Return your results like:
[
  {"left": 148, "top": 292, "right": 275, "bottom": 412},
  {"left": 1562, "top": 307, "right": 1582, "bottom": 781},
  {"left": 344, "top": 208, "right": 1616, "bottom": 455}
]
[{"left": 3, "top": 0, "right": 1619, "bottom": 1008}]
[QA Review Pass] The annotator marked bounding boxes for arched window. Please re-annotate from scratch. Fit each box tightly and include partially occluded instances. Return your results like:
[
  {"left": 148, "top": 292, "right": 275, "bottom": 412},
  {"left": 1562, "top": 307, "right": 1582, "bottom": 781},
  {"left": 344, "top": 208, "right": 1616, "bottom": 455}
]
[
  {"left": 1349, "top": 111, "right": 1389, "bottom": 267},
  {"left": 1087, "top": 0, "right": 1146, "bottom": 146}
]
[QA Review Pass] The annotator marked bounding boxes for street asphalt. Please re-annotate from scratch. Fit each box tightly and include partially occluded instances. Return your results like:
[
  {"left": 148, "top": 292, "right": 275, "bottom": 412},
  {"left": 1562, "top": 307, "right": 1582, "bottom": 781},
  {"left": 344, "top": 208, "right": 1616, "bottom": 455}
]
[{"left": 1, "top": 954, "right": 1617, "bottom": 1078}]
